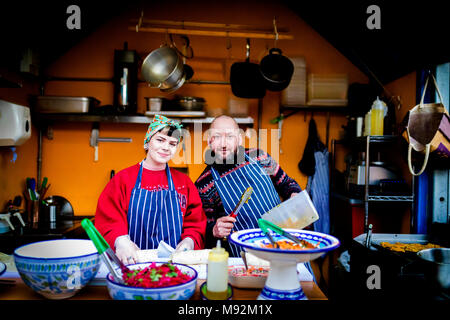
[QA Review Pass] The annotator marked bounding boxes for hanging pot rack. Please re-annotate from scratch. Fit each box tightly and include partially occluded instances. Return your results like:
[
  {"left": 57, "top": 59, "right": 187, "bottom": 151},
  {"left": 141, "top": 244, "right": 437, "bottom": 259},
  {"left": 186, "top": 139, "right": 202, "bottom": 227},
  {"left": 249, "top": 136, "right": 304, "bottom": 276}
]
[{"left": 129, "top": 17, "right": 294, "bottom": 40}]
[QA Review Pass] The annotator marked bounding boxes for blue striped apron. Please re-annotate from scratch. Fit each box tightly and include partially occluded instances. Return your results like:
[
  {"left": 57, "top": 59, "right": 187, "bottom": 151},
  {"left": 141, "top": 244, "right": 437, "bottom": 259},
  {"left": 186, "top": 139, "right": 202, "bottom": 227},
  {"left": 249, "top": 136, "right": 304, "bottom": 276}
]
[
  {"left": 127, "top": 162, "right": 183, "bottom": 250},
  {"left": 210, "top": 154, "right": 281, "bottom": 257}
]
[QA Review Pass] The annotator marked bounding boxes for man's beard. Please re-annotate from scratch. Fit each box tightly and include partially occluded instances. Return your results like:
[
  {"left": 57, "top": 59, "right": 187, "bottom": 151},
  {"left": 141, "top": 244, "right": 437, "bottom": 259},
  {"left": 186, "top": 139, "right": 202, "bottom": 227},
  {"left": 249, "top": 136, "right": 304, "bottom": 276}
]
[{"left": 205, "top": 146, "right": 245, "bottom": 165}]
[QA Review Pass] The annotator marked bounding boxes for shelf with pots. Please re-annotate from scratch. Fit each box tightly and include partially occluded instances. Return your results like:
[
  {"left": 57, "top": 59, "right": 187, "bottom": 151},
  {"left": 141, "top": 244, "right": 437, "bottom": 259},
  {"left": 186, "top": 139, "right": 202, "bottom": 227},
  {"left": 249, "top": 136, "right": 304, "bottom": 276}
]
[{"left": 33, "top": 113, "right": 254, "bottom": 125}]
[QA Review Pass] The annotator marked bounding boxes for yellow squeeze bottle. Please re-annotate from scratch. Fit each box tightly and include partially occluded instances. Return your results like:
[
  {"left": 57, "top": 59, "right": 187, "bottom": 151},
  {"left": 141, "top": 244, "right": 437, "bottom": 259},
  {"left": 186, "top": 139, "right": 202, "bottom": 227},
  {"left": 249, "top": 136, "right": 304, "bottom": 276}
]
[
  {"left": 206, "top": 240, "right": 229, "bottom": 300},
  {"left": 370, "top": 97, "right": 387, "bottom": 136}
]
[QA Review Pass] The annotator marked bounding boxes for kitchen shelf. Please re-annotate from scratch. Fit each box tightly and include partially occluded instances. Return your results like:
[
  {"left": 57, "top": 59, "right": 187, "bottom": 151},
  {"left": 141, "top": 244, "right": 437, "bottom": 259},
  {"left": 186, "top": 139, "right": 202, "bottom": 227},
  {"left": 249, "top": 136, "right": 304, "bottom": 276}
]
[
  {"left": 0, "top": 73, "right": 23, "bottom": 88},
  {"left": 34, "top": 113, "right": 254, "bottom": 125},
  {"left": 331, "top": 135, "right": 415, "bottom": 233},
  {"left": 367, "top": 195, "right": 414, "bottom": 202},
  {"left": 280, "top": 105, "right": 349, "bottom": 113},
  {"left": 334, "top": 135, "right": 400, "bottom": 147}
]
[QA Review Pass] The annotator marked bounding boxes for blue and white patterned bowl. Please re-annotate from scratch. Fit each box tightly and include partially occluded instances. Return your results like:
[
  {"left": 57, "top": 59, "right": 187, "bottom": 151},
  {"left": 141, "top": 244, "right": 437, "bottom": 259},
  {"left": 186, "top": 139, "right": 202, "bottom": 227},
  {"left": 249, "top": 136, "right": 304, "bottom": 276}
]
[
  {"left": 229, "top": 228, "right": 340, "bottom": 263},
  {"left": 230, "top": 228, "right": 340, "bottom": 300},
  {"left": 106, "top": 262, "right": 198, "bottom": 300},
  {"left": 14, "top": 239, "right": 100, "bottom": 299}
]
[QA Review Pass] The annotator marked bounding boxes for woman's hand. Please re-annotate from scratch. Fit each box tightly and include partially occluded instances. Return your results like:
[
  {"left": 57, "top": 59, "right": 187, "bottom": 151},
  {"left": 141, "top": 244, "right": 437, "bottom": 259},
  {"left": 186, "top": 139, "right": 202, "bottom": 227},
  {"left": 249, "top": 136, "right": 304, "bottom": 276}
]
[
  {"left": 213, "top": 215, "right": 236, "bottom": 238},
  {"left": 175, "top": 237, "right": 195, "bottom": 252},
  {"left": 115, "top": 235, "right": 140, "bottom": 265}
]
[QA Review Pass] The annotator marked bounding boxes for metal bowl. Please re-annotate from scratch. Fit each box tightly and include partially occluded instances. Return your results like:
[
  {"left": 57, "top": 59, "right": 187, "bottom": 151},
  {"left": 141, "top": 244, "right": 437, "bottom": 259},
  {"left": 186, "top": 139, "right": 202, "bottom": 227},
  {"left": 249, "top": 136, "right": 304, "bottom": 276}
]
[
  {"left": 417, "top": 248, "right": 450, "bottom": 297},
  {"left": 174, "top": 96, "right": 205, "bottom": 111}
]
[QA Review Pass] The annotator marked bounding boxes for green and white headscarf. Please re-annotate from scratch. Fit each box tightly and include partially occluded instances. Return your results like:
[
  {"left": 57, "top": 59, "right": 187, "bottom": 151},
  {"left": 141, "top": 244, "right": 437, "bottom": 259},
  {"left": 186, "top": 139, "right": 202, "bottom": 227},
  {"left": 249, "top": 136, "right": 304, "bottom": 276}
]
[{"left": 144, "top": 114, "right": 183, "bottom": 148}]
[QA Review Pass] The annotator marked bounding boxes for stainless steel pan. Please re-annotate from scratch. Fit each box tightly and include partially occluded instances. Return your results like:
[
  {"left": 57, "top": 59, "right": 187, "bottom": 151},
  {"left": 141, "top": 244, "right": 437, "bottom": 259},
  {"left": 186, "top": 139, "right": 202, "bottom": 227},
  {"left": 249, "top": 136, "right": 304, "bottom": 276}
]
[{"left": 141, "top": 46, "right": 186, "bottom": 93}]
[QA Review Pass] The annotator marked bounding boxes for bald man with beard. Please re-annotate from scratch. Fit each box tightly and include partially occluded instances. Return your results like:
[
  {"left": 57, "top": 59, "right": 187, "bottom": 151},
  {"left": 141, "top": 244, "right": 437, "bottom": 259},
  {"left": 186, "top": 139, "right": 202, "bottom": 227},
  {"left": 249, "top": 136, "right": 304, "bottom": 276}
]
[{"left": 194, "top": 115, "right": 302, "bottom": 257}]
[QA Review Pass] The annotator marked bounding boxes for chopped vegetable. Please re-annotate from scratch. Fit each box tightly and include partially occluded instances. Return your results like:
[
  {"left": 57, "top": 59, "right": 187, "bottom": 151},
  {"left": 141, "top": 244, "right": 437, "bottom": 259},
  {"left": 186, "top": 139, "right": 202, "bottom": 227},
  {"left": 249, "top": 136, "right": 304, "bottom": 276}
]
[
  {"left": 262, "top": 239, "right": 316, "bottom": 250},
  {"left": 229, "top": 266, "right": 269, "bottom": 277},
  {"left": 121, "top": 263, "right": 193, "bottom": 288}
]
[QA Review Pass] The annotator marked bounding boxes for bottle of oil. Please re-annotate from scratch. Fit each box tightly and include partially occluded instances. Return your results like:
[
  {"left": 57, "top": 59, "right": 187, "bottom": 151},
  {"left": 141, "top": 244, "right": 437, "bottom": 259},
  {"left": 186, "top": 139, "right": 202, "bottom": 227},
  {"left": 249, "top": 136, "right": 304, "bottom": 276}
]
[{"left": 206, "top": 240, "right": 229, "bottom": 299}]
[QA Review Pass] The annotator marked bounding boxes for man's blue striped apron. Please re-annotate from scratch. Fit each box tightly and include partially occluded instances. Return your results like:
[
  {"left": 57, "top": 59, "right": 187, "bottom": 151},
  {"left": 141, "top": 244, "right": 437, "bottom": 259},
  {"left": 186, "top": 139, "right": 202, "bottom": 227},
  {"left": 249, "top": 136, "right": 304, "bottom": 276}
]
[
  {"left": 127, "top": 162, "right": 183, "bottom": 250},
  {"left": 210, "top": 154, "right": 281, "bottom": 257},
  {"left": 211, "top": 154, "right": 316, "bottom": 282}
]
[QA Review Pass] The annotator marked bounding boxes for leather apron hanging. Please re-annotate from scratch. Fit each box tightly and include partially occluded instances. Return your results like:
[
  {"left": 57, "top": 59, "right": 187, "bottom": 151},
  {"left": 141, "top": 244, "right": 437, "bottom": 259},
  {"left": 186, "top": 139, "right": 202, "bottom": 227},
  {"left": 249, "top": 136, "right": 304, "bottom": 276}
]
[
  {"left": 127, "top": 162, "right": 183, "bottom": 249},
  {"left": 210, "top": 154, "right": 281, "bottom": 257}
]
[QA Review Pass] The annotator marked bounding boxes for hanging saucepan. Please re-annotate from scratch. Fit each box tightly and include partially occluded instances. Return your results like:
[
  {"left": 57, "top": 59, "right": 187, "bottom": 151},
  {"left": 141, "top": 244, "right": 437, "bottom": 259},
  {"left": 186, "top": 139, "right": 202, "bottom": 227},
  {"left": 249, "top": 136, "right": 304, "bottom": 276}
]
[
  {"left": 230, "top": 39, "right": 266, "bottom": 99},
  {"left": 141, "top": 46, "right": 186, "bottom": 93},
  {"left": 259, "top": 48, "right": 294, "bottom": 91}
]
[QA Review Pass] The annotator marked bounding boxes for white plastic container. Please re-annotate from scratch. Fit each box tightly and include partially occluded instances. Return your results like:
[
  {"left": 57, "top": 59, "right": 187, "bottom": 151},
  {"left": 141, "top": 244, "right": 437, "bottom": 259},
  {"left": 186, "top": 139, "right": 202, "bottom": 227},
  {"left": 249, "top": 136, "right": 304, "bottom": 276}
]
[
  {"left": 261, "top": 190, "right": 319, "bottom": 229},
  {"left": 0, "top": 99, "right": 31, "bottom": 146}
]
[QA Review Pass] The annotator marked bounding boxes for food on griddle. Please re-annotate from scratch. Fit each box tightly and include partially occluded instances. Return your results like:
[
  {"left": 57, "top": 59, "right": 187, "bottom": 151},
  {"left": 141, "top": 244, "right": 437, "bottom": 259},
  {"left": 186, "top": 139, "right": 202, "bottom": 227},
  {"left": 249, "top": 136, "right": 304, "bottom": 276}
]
[
  {"left": 380, "top": 242, "right": 443, "bottom": 253},
  {"left": 262, "top": 239, "right": 316, "bottom": 250}
]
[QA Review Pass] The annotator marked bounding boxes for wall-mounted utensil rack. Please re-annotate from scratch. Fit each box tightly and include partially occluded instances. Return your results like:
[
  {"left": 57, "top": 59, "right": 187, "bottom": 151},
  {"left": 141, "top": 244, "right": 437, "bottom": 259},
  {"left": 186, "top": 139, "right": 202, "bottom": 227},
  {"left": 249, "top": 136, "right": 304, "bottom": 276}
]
[{"left": 129, "top": 18, "right": 294, "bottom": 40}]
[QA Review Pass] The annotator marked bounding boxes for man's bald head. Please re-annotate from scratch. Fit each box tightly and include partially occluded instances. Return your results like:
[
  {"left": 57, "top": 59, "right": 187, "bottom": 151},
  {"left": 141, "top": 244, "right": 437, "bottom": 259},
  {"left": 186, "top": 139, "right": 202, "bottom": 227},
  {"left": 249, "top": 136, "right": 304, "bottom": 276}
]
[{"left": 210, "top": 115, "right": 239, "bottom": 130}]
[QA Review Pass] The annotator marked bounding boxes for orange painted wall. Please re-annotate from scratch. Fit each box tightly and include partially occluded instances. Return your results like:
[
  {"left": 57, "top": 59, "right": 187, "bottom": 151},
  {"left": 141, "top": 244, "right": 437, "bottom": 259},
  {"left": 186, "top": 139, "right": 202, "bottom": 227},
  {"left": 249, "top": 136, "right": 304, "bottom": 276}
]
[{"left": 4, "top": 1, "right": 370, "bottom": 215}]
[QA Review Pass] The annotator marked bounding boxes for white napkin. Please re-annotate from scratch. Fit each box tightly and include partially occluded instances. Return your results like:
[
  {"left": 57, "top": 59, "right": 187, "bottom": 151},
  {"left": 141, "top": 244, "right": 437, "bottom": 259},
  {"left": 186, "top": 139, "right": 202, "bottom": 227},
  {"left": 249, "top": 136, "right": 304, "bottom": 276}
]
[{"left": 157, "top": 241, "right": 175, "bottom": 258}]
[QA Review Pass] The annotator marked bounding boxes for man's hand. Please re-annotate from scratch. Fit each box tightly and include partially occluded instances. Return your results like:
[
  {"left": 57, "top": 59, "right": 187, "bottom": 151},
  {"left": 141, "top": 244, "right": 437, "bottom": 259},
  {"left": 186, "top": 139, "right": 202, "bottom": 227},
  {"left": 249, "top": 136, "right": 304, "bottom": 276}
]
[
  {"left": 290, "top": 192, "right": 299, "bottom": 198},
  {"left": 213, "top": 215, "right": 236, "bottom": 238}
]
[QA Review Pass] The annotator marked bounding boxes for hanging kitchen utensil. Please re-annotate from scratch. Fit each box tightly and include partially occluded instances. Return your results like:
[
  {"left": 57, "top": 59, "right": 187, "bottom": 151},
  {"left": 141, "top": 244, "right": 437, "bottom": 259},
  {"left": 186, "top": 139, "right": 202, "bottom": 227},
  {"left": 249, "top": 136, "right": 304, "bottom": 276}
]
[
  {"left": 230, "top": 39, "right": 266, "bottom": 99},
  {"left": 259, "top": 48, "right": 294, "bottom": 91},
  {"left": 170, "top": 34, "right": 194, "bottom": 81},
  {"left": 259, "top": 19, "right": 293, "bottom": 91},
  {"left": 402, "top": 72, "right": 450, "bottom": 176},
  {"left": 141, "top": 45, "right": 186, "bottom": 93}
]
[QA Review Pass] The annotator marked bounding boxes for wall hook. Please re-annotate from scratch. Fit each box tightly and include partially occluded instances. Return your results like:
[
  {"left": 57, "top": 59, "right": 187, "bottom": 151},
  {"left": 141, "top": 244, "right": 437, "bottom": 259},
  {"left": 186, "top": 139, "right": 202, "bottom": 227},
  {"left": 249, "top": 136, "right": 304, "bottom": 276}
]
[{"left": 136, "top": 10, "right": 144, "bottom": 32}]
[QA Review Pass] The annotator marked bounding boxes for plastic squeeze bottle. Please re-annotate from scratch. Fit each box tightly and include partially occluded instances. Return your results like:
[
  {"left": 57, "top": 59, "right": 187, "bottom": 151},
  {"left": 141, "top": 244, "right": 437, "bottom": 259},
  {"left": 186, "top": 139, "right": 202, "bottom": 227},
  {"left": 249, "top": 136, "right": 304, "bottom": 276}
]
[
  {"left": 206, "top": 240, "right": 229, "bottom": 300},
  {"left": 370, "top": 97, "right": 387, "bottom": 135}
]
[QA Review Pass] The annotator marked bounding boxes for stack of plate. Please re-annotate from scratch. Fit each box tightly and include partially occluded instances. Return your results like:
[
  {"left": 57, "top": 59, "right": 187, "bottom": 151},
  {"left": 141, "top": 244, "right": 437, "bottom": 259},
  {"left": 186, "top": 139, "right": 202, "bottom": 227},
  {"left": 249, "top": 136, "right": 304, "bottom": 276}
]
[{"left": 281, "top": 57, "right": 306, "bottom": 106}]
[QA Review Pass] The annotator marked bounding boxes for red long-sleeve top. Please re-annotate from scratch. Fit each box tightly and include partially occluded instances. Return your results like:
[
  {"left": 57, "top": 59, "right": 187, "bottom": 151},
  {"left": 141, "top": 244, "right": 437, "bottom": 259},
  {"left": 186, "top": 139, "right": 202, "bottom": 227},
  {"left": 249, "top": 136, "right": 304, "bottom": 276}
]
[{"left": 95, "top": 163, "right": 206, "bottom": 250}]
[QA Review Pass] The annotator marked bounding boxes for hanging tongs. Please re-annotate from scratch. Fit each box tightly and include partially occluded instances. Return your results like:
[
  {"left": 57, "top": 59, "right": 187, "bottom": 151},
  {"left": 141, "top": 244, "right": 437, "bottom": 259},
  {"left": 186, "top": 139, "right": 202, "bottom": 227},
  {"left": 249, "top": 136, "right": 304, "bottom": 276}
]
[{"left": 81, "top": 218, "right": 126, "bottom": 284}]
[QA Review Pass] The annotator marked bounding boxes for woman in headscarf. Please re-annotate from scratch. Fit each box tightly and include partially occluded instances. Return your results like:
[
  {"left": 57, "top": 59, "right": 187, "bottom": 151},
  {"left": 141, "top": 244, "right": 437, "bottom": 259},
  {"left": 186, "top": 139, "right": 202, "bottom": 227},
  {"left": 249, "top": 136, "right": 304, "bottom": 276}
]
[{"left": 95, "top": 115, "right": 206, "bottom": 264}]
